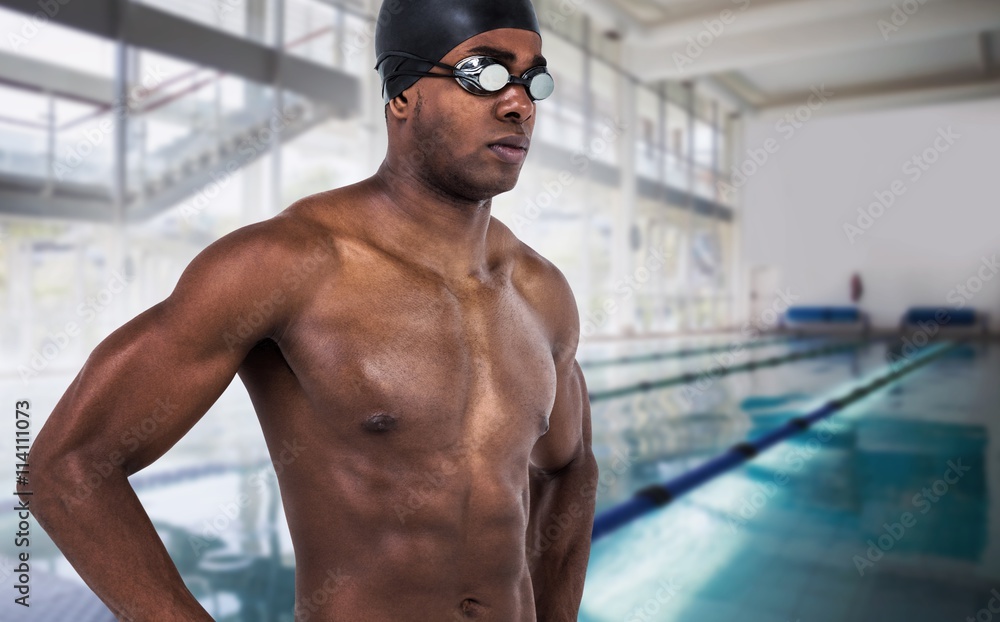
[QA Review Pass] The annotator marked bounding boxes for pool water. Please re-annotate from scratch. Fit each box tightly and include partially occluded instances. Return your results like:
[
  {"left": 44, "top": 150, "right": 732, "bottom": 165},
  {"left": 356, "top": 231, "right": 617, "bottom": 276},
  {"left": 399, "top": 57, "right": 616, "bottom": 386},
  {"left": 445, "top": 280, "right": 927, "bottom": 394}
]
[
  {"left": 0, "top": 334, "right": 995, "bottom": 621},
  {"left": 581, "top": 337, "right": 998, "bottom": 622}
]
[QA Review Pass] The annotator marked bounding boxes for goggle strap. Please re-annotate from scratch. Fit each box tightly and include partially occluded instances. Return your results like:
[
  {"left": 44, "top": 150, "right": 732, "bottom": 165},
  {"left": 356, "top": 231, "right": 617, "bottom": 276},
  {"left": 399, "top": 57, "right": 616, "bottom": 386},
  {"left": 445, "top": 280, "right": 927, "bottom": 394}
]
[
  {"left": 387, "top": 70, "right": 459, "bottom": 80},
  {"left": 375, "top": 50, "right": 456, "bottom": 73}
]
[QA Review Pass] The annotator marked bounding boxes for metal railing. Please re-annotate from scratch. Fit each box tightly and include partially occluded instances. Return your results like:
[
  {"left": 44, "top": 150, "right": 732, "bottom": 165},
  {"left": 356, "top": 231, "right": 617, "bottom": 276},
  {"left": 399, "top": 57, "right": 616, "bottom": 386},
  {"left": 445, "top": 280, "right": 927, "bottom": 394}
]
[{"left": 0, "top": 12, "right": 348, "bottom": 201}]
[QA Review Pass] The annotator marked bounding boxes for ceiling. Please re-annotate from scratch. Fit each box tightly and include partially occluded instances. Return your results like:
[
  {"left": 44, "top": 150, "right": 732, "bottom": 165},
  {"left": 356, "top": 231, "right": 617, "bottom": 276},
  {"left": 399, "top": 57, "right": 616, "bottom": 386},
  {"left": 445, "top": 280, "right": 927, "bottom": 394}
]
[{"left": 585, "top": 0, "right": 1000, "bottom": 115}]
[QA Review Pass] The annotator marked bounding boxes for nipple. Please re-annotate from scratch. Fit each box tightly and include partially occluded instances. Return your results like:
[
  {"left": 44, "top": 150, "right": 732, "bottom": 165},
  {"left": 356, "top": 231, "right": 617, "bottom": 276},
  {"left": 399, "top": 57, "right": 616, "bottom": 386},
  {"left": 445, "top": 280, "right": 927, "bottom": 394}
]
[{"left": 362, "top": 413, "right": 398, "bottom": 433}]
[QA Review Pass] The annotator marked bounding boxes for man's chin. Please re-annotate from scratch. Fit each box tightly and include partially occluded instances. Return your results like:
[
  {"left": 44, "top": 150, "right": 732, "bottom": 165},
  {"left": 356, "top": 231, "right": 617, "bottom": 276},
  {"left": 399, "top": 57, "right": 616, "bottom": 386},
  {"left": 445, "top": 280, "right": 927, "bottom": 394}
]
[
  {"left": 489, "top": 164, "right": 525, "bottom": 193},
  {"left": 461, "top": 171, "right": 522, "bottom": 201},
  {"left": 482, "top": 177, "right": 521, "bottom": 200}
]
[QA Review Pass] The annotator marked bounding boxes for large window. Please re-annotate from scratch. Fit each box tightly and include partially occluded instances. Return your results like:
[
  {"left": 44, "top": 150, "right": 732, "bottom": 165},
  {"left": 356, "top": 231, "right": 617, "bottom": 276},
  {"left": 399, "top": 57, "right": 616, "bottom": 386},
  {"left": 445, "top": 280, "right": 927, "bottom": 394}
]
[{"left": 501, "top": 21, "right": 737, "bottom": 333}]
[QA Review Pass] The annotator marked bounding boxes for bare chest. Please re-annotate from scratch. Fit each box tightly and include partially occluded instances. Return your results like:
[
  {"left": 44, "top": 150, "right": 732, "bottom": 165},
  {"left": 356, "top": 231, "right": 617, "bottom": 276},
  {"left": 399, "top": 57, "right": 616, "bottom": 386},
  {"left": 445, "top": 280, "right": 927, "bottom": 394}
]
[{"left": 277, "top": 263, "right": 558, "bottom": 452}]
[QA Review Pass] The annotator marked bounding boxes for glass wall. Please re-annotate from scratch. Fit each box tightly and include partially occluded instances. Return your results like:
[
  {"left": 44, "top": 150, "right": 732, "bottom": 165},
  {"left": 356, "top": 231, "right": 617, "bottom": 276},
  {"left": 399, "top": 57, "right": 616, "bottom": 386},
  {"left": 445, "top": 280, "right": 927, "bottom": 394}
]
[
  {"left": 0, "top": 0, "right": 739, "bottom": 370},
  {"left": 0, "top": 3, "right": 743, "bottom": 619},
  {"left": 499, "top": 14, "right": 737, "bottom": 335}
]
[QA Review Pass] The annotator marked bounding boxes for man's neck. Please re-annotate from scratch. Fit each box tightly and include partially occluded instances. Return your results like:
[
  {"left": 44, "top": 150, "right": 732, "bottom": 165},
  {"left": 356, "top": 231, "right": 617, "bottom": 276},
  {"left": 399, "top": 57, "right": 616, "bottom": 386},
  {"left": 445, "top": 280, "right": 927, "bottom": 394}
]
[{"left": 367, "top": 160, "right": 496, "bottom": 283}]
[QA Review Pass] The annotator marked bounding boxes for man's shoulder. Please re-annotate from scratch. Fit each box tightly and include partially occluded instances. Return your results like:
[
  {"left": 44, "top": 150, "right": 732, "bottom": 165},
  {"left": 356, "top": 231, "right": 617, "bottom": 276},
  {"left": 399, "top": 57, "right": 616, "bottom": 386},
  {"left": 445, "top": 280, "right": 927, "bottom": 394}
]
[
  {"left": 191, "top": 191, "right": 351, "bottom": 285},
  {"left": 491, "top": 219, "right": 568, "bottom": 294},
  {"left": 493, "top": 219, "right": 580, "bottom": 357}
]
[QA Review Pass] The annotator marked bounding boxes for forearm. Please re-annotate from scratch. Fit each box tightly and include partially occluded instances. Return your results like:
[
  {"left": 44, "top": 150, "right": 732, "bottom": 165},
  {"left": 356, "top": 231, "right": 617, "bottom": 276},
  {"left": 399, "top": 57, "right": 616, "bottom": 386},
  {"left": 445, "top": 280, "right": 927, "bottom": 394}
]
[
  {"left": 527, "top": 451, "right": 599, "bottom": 621},
  {"left": 25, "top": 457, "right": 212, "bottom": 622}
]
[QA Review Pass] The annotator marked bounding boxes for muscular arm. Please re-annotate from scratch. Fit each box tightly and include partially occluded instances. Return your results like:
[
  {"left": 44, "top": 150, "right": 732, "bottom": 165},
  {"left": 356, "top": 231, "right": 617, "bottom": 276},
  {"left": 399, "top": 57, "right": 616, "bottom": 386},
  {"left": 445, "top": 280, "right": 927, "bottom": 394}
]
[
  {"left": 526, "top": 270, "right": 599, "bottom": 621},
  {"left": 19, "top": 222, "right": 300, "bottom": 621}
]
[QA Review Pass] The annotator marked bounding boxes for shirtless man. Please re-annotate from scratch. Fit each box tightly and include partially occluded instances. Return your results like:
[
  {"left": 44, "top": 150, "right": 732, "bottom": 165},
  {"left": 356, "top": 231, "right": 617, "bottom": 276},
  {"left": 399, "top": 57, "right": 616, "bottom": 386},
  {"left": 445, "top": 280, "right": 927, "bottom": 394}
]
[{"left": 23, "top": 0, "right": 599, "bottom": 620}]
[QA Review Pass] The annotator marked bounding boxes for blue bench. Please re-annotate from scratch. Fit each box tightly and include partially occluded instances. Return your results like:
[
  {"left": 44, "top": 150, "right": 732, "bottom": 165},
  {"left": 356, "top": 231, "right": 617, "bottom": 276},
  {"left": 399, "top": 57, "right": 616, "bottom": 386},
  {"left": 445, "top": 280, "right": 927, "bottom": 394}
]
[
  {"left": 902, "top": 307, "right": 988, "bottom": 333},
  {"left": 785, "top": 306, "right": 863, "bottom": 324},
  {"left": 780, "top": 306, "right": 870, "bottom": 336}
]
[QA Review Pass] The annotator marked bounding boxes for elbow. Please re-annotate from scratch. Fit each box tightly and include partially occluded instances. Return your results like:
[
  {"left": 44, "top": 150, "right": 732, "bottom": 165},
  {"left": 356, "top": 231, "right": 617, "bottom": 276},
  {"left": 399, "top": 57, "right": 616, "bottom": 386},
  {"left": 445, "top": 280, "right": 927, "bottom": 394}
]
[
  {"left": 24, "top": 441, "right": 122, "bottom": 522},
  {"left": 22, "top": 444, "right": 74, "bottom": 520}
]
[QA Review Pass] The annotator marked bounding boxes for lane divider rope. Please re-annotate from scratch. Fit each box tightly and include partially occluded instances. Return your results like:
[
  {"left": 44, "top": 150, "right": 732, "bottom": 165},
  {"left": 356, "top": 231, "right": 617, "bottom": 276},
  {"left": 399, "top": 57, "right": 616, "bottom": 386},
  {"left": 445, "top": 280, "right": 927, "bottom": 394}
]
[
  {"left": 589, "top": 338, "right": 882, "bottom": 403},
  {"left": 591, "top": 342, "right": 957, "bottom": 541},
  {"left": 580, "top": 335, "right": 815, "bottom": 369}
]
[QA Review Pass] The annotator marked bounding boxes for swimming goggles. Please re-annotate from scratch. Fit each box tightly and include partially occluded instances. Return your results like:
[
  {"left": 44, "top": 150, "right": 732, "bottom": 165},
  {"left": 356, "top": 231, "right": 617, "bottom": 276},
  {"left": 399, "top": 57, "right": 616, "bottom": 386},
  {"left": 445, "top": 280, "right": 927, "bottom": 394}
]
[{"left": 377, "top": 51, "right": 556, "bottom": 102}]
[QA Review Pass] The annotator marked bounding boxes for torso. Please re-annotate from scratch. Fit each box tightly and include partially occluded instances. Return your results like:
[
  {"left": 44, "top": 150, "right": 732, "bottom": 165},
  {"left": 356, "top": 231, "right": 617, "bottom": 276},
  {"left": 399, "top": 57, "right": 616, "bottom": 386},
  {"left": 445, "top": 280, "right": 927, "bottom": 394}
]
[{"left": 236, "top": 190, "right": 559, "bottom": 621}]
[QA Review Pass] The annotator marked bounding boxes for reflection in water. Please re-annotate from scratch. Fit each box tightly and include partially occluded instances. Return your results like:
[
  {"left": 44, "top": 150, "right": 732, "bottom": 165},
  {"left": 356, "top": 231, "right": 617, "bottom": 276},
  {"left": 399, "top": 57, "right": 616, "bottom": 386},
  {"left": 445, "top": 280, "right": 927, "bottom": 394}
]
[
  {"left": 163, "top": 469, "right": 296, "bottom": 622},
  {"left": 582, "top": 342, "right": 998, "bottom": 622}
]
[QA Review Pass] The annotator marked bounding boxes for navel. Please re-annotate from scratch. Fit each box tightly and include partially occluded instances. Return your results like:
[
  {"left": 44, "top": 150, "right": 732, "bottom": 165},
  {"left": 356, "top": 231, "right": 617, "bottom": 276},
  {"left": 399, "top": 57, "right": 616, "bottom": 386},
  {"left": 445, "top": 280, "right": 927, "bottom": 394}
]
[
  {"left": 459, "top": 598, "right": 487, "bottom": 618},
  {"left": 362, "top": 412, "right": 398, "bottom": 433}
]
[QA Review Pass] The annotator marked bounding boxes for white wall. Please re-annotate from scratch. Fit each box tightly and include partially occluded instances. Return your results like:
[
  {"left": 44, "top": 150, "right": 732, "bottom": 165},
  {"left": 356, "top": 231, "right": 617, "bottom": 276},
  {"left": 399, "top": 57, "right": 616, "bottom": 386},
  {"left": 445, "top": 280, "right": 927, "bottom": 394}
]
[{"left": 739, "top": 96, "right": 1000, "bottom": 330}]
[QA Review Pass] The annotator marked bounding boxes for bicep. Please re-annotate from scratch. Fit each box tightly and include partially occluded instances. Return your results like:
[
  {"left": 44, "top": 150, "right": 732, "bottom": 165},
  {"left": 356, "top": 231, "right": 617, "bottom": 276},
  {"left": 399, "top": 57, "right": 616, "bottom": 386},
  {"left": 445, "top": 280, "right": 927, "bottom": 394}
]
[
  {"left": 34, "top": 236, "right": 285, "bottom": 476},
  {"left": 530, "top": 360, "right": 591, "bottom": 475}
]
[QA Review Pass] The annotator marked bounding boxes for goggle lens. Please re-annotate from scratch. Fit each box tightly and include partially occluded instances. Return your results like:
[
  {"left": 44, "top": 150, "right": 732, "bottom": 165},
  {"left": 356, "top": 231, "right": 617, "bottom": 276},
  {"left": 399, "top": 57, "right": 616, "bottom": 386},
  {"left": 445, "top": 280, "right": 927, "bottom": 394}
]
[
  {"left": 456, "top": 57, "right": 554, "bottom": 101},
  {"left": 527, "top": 71, "right": 555, "bottom": 101},
  {"left": 478, "top": 63, "right": 512, "bottom": 92}
]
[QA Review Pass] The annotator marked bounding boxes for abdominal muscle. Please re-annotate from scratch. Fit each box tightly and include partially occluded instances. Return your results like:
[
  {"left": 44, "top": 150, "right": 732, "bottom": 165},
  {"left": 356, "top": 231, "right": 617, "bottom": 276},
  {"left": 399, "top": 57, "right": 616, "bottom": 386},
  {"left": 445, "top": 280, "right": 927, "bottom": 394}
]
[{"left": 278, "top": 450, "right": 537, "bottom": 622}]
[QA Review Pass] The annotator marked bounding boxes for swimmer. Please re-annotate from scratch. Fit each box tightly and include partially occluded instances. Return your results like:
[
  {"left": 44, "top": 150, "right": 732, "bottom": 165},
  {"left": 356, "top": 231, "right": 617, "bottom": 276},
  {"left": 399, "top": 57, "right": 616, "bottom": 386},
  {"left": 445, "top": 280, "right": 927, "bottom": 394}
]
[{"left": 23, "top": 0, "right": 599, "bottom": 620}]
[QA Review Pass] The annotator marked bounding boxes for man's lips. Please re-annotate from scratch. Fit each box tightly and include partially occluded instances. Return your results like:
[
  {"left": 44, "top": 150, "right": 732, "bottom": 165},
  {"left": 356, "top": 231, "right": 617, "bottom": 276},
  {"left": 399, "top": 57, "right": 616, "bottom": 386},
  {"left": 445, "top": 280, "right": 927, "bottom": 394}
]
[{"left": 488, "top": 136, "right": 530, "bottom": 164}]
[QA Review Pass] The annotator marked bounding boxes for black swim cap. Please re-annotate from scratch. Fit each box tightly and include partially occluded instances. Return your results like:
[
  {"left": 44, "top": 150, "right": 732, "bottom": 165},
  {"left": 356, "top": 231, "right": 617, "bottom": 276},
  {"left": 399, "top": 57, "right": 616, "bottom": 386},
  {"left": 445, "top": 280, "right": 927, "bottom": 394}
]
[{"left": 375, "top": 0, "right": 541, "bottom": 104}]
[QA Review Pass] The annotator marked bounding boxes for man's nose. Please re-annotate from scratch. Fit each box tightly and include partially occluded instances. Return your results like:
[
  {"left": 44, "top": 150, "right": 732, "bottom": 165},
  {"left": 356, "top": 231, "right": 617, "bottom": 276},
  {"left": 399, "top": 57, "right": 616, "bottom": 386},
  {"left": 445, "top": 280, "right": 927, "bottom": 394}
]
[{"left": 495, "top": 83, "right": 534, "bottom": 122}]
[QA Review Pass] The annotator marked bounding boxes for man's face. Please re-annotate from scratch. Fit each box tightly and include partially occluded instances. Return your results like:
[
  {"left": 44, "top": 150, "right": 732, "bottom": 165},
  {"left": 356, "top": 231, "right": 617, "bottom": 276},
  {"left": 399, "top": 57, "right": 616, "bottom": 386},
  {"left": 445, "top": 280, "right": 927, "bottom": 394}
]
[{"left": 399, "top": 28, "right": 545, "bottom": 203}]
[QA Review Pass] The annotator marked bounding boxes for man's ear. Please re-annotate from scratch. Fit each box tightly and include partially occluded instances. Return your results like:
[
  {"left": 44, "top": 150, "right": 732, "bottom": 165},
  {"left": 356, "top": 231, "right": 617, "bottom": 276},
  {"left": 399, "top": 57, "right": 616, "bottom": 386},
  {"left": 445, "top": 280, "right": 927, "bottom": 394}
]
[{"left": 387, "top": 92, "right": 411, "bottom": 121}]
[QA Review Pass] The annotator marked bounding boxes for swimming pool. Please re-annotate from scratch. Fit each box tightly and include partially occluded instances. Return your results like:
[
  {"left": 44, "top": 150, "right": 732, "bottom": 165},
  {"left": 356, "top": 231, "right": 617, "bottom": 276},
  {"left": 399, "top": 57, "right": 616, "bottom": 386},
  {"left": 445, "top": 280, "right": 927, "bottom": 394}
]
[
  {"left": 1, "top": 334, "right": 994, "bottom": 621},
  {"left": 581, "top": 337, "right": 997, "bottom": 622}
]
